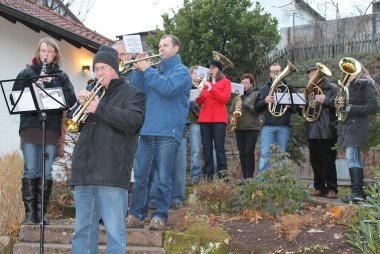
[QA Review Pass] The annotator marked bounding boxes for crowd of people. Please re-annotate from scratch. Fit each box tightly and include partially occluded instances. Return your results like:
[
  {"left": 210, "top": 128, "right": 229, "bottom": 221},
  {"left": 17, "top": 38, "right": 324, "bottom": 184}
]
[{"left": 12, "top": 35, "right": 377, "bottom": 253}]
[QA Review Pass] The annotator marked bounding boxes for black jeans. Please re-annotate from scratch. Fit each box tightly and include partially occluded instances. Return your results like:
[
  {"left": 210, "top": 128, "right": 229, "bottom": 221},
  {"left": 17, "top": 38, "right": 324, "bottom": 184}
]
[
  {"left": 235, "top": 130, "right": 260, "bottom": 178},
  {"left": 308, "top": 138, "right": 338, "bottom": 193},
  {"left": 200, "top": 123, "right": 227, "bottom": 180}
]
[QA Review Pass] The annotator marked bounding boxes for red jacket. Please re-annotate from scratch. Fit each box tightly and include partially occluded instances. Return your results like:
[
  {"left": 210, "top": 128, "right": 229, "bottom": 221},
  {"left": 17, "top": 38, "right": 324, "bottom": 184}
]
[{"left": 196, "top": 76, "right": 231, "bottom": 123}]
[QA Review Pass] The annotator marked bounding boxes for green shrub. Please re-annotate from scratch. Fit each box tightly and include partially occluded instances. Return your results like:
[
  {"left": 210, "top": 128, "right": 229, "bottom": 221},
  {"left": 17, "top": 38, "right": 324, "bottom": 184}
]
[
  {"left": 346, "top": 168, "right": 380, "bottom": 253},
  {"left": 231, "top": 148, "right": 308, "bottom": 217}
]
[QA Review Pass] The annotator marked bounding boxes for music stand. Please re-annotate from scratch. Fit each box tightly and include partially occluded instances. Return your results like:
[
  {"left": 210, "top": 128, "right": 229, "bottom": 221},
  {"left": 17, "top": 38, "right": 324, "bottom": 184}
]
[
  {"left": 0, "top": 74, "right": 68, "bottom": 254},
  {"left": 275, "top": 84, "right": 306, "bottom": 107}
]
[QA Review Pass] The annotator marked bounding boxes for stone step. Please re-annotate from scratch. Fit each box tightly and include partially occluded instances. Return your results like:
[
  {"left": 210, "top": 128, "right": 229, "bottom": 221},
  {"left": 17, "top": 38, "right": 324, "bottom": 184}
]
[
  {"left": 19, "top": 224, "right": 163, "bottom": 247},
  {"left": 13, "top": 242, "right": 166, "bottom": 254}
]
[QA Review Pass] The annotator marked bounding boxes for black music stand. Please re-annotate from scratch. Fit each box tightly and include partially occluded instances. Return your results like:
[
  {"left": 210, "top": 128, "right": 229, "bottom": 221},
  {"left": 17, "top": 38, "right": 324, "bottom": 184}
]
[
  {"left": 275, "top": 84, "right": 306, "bottom": 107},
  {"left": 0, "top": 74, "right": 67, "bottom": 254}
]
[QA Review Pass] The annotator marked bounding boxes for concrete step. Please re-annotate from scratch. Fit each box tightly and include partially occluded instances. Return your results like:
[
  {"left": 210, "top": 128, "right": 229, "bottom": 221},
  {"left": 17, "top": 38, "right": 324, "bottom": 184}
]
[
  {"left": 19, "top": 224, "right": 163, "bottom": 247},
  {"left": 13, "top": 242, "right": 166, "bottom": 254}
]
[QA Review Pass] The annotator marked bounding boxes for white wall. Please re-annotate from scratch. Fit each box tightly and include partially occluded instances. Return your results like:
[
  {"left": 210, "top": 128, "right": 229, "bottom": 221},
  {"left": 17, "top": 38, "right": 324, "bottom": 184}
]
[{"left": 0, "top": 16, "right": 95, "bottom": 155}]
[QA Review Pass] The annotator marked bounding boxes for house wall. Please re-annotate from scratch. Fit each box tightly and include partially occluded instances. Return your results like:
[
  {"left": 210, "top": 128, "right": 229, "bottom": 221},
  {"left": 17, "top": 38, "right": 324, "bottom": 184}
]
[{"left": 0, "top": 16, "right": 95, "bottom": 154}]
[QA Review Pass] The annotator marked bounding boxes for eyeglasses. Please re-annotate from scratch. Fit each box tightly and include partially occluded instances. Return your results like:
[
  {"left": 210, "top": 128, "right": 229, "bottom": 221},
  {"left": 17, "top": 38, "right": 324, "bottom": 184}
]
[
  {"left": 93, "top": 65, "right": 109, "bottom": 73},
  {"left": 40, "top": 49, "right": 56, "bottom": 54},
  {"left": 270, "top": 70, "right": 281, "bottom": 74}
]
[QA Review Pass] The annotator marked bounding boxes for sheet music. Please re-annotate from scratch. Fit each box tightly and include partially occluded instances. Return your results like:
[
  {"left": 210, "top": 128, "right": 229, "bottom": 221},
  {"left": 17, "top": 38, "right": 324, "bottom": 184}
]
[
  {"left": 231, "top": 82, "right": 244, "bottom": 95},
  {"left": 11, "top": 87, "right": 66, "bottom": 112},
  {"left": 190, "top": 89, "right": 201, "bottom": 101},
  {"left": 123, "top": 35, "right": 144, "bottom": 53},
  {"left": 276, "top": 92, "right": 306, "bottom": 105}
]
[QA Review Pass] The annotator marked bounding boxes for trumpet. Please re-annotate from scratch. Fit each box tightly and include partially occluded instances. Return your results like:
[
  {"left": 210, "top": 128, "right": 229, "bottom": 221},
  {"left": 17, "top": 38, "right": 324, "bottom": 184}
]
[
  {"left": 119, "top": 54, "right": 161, "bottom": 73},
  {"left": 65, "top": 78, "right": 105, "bottom": 133}
]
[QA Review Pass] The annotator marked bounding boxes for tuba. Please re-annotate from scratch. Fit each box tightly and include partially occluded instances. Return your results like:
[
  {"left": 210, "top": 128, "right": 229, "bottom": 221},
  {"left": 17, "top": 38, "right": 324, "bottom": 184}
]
[
  {"left": 268, "top": 61, "right": 298, "bottom": 117},
  {"left": 302, "top": 63, "right": 331, "bottom": 122},
  {"left": 335, "top": 57, "right": 361, "bottom": 122},
  {"left": 212, "top": 51, "right": 234, "bottom": 71},
  {"left": 65, "top": 78, "right": 105, "bottom": 133}
]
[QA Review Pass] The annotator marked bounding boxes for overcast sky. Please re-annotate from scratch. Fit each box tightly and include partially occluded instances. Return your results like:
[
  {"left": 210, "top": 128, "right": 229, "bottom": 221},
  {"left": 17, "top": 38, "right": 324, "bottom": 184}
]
[{"left": 82, "top": 0, "right": 374, "bottom": 40}]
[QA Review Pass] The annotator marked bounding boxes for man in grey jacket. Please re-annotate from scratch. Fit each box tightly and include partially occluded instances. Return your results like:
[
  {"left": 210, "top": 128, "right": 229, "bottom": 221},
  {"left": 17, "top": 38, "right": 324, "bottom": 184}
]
[{"left": 70, "top": 46, "right": 146, "bottom": 254}]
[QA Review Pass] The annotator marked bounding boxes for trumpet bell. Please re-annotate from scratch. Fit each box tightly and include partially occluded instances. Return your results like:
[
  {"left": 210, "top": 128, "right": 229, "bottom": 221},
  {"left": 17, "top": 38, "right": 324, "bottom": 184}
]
[
  {"left": 212, "top": 51, "right": 234, "bottom": 71},
  {"left": 65, "top": 118, "right": 80, "bottom": 133}
]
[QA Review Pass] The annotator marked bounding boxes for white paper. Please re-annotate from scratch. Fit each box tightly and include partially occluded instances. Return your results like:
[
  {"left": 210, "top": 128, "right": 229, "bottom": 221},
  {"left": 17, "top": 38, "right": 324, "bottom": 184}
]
[
  {"left": 231, "top": 82, "right": 244, "bottom": 95},
  {"left": 123, "top": 35, "right": 144, "bottom": 53},
  {"left": 11, "top": 87, "right": 66, "bottom": 112},
  {"left": 275, "top": 92, "right": 306, "bottom": 105},
  {"left": 189, "top": 89, "right": 201, "bottom": 101},
  {"left": 196, "top": 66, "right": 209, "bottom": 79}
]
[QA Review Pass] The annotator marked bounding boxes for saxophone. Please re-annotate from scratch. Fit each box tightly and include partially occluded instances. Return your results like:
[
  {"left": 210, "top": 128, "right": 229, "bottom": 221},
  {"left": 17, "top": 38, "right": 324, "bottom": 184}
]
[{"left": 229, "top": 95, "right": 242, "bottom": 133}]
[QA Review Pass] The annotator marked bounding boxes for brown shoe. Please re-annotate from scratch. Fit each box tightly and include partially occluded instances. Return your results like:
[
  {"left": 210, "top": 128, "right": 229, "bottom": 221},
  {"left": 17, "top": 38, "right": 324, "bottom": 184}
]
[
  {"left": 310, "top": 189, "right": 325, "bottom": 197},
  {"left": 125, "top": 215, "right": 144, "bottom": 228},
  {"left": 326, "top": 190, "right": 338, "bottom": 199}
]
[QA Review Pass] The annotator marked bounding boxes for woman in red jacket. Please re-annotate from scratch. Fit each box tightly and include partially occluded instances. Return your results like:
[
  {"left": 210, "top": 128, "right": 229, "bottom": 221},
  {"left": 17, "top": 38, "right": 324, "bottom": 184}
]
[{"left": 196, "top": 60, "right": 231, "bottom": 181}]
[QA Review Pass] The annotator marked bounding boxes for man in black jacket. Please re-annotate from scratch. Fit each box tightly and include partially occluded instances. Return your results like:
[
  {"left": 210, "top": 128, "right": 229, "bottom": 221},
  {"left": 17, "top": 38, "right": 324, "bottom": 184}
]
[
  {"left": 70, "top": 46, "right": 146, "bottom": 254},
  {"left": 304, "top": 65, "right": 338, "bottom": 199},
  {"left": 254, "top": 63, "right": 293, "bottom": 175}
]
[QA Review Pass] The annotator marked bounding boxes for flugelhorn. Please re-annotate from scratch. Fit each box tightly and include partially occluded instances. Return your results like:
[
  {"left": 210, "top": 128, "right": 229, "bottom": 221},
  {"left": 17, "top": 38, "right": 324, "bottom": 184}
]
[
  {"left": 335, "top": 57, "right": 361, "bottom": 122},
  {"left": 65, "top": 78, "right": 105, "bottom": 133},
  {"left": 268, "top": 61, "right": 299, "bottom": 117},
  {"left": 302, "top": 63, "right": 331, "bottom": 122},
  {"left": 120, "top": 54, "right": 161, "bottom": 73}
]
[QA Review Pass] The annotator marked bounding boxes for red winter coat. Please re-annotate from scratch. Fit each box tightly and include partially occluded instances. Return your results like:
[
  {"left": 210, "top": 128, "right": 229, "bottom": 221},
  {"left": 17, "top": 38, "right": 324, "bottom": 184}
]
[{"left": 196, "top": 76, "right": 231, "bottom": 124}]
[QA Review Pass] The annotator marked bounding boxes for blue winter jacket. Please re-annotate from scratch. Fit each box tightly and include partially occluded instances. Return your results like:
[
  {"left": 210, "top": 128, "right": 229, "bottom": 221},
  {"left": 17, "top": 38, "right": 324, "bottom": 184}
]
[{"left": 132, "top": 54, "right": 191, "bottom": 142}]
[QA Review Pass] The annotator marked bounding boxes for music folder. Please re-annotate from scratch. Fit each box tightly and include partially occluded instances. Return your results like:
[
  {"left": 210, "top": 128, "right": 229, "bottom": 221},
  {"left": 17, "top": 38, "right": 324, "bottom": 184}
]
[{"left": 11, "top": 87, "right": 67, "bottom": 112}]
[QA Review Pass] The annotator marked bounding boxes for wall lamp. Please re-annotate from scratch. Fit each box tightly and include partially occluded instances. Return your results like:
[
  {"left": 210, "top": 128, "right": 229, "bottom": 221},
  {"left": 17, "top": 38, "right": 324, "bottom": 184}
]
[{"left": 81, "top": 65, "right": 91, "bottom": 76}]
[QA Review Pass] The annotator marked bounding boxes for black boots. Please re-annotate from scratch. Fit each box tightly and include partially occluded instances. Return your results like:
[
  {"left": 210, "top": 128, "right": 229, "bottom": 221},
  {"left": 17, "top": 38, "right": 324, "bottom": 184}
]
[
  {"left": 36, "top": 178, "right": 53, "bottom": 225},
  {"left": 341, "top": 167, "right": 365, "bottom": 203},
  {"left": 21, "top": 178, "right": 38, "bottom": 225}
]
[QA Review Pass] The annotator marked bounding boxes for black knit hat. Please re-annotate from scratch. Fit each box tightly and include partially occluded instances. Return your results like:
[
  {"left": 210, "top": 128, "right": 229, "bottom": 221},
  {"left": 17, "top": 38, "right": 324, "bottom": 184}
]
[
  {"left": 207, "top": 59, "right": 223, "bottom": 71},
  {"left": 93, "top": 45, "right": 119, "bottom": 74}
]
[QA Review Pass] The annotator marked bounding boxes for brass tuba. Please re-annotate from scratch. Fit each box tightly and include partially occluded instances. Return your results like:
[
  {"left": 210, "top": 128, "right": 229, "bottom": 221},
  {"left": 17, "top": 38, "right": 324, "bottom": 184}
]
[
  {"left": 65, "top": 78, "right": 105, "bottom": 133},
  {"left": 335, "top": 57, "right": 361, "bottom": 122},
  {"left": 212, "top": 51, "right": 234, "bottom": 71},
  {"left": 302, "top": 63, "right": 331, "bottom": 122},
  {"left": 268, "top": 61, "right": 299, "bottom": 117}
]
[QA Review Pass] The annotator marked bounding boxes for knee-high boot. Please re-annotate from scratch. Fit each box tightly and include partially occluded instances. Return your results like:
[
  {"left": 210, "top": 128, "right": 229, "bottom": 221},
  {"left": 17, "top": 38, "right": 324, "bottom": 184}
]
[
  {"left": 21, "top": 178, "right": 38, "bottom": 224},
  {"left": 37, "top": 178, "right": 53, "bottom": 224},
  {"left": 341, "top": 167, "right": 365, "bottom": 203}
]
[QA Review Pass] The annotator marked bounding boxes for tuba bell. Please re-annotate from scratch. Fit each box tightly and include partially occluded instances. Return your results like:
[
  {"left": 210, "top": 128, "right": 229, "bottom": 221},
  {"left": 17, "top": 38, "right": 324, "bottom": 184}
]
[
  {"left": 212, "top": 51, "right": 234, "bottom": 71},
  {"left": 268, "top": 61, "right": 299, "bottom": 117},
  {"left": 335, "top": 57, "right": 361, "bottom": 122},
  {"left": 302, "top": 63, "right": 332, "bottom": 122}
]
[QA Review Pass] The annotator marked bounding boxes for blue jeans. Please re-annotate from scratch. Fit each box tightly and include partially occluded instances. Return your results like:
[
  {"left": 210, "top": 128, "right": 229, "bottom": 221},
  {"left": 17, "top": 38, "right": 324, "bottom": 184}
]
[
  {"left": 130, "top": 136, "right": 178, "bottom": 221},
  {"left": 189, "top": 123, "right": 202, "bottom": 181},
  {"left": 72, "top": 185, "right": 128, "bottom": 254},
  {"left": 346, "top": 146, "right": 363, "bottom": 168},
  {"left": 258, "top": 125, "right": 291, "bottom": 174},
  {"left": 149, "top": 136, "right": 187, "bottom": 205},
  {"left": 21, "top": 143, "right": 57, "bottom": 180}
]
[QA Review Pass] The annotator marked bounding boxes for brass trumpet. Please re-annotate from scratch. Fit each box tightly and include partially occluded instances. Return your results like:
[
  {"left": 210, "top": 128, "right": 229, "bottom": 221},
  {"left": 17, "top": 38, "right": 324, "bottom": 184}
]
[
  {"left": 119, "top": 54, "right": 161, "bottom": 73},
  {"left": 65, "top": 78, "right": 105, "bottom": 133}
]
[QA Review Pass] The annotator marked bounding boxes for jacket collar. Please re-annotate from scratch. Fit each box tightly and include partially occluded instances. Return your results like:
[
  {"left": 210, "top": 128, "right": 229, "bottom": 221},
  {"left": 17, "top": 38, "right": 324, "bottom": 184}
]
[{"left": 158, "top": 54, "right": 181, "bottom": 73}]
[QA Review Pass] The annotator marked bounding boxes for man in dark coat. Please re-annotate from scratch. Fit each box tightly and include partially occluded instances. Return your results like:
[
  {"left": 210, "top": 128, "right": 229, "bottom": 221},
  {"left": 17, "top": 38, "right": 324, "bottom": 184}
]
[
  {"left": 70, "top": 46, "right": 146, "bottom": 253},
  {"left": 304, "top": 65, "right": 338, "bottom": 199}
]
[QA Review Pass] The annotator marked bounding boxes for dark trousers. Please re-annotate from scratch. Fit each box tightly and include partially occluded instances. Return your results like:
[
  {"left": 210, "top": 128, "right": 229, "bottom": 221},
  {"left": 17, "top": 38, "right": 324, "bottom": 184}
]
[
  {"left": 200, "top": 123, "right": 227, "bottom": 179},
  {"left": 308, "top": 138, "right": 338, "bottom": 193},
  {"left": 235, "top": 130, "right": 260, "bottom": 178}
]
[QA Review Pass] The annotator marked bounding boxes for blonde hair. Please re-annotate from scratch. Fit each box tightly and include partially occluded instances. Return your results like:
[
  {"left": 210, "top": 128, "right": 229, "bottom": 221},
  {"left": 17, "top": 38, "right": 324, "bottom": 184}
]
[{"left": 33, "top": 37, "right": 62, "bottom": 65}]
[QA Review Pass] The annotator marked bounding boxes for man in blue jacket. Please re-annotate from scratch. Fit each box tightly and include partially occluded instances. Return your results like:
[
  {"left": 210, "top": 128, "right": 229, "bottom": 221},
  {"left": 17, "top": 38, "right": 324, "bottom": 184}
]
[{"left": 126, "top": 34, "right": 191, "bottom": 230}]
